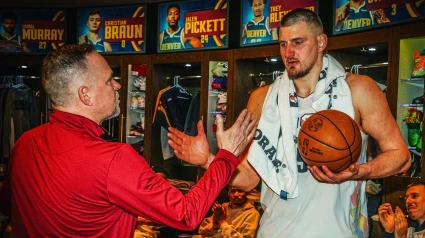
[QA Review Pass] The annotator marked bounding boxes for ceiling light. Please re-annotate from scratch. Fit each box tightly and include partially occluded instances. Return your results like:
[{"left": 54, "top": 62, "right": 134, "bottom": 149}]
[
  {"left": 185, "top": 63, "right": 191, "bottom": 67},
  {"left": 31, "top": 76, "right": 36, "bottom": 78},
  {"left": 368, "top": 47, "right": 377, "bottom": 51},
  {"left": 270, "top": 58, "right": 278, "bottom": 62},
  {"left": 21, "top": 65, "right": 27, "bottom": 68}
]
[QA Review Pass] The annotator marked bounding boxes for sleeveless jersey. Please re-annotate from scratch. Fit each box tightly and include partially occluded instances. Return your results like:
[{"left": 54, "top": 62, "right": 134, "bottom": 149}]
[
  {"left": 0, "top": 33, "right": 23, "bottom": 52},
  {"left": 244, "top": 16, "right": 271, "bottom": 44},
  {"left": 343, "top": 2, "right": 375, "bottom": 30},
  {"left": 257, "top": 93, "right": 369, "bottom": 238},
  {"left": 160, "top": 27, "right": 185, "bottom": 51},
  {"left": 82, "top": 35, "right": 108, "bottom": 52}
]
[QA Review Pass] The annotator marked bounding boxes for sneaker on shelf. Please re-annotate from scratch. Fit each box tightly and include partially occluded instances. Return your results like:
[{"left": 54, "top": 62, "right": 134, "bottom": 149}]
[
  {"left": 129, "top": 125, "right": 144, "bottom": 136},
  {"left": 136, "top": 121, "right": 144, "bottom": 129},
  {"left": 138, "top": 97, "right": 145, "bottom": 108},
  {"left": 412, "top": 94, "right": 424, "bottom": 104},
  {"left": 412, "top": 50, "right": 425, "bottom": 78},
  {"left": 217, "top": 92, "right": 227, "bottom": 104},
  {"left": 130, "top": 96, "right": 138, "bottom": 109},
  {"left": 138, "top": 76, "right": 146, "bottom": 90},
  {"left": 134, "top": 79, "right": 142, "bottom": 88}
]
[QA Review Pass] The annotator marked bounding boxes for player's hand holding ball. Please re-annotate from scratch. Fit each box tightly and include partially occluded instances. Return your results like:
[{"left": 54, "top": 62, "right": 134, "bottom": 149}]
[{"left": 298, "top": 110, "right": 362, "bottom": 183}]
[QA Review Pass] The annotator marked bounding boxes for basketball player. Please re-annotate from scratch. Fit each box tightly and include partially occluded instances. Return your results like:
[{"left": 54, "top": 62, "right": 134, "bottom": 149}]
[
  {"left": 335, "top": 0, "right": 390, "bottom": 31},
  {"left": 168, "top": 8, "right": 411, "bottom": 237},
  {"left": 0, "top": 11, "right": 30, "bottom": 52},
  {"left": 78, "top": 10, "right": 112, "bottom": 52},
  {"left": 242, "top": 0, "right": 278, "bottom": 44},
  {"left": 159, "top": 3, "right": 203, "bottom": 51}
]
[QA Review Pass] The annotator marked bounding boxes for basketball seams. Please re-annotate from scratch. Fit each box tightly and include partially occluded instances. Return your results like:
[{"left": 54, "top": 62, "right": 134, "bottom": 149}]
[
  {"left": 298, "top": 110, "right": 362, "bottom": 172},
  {"left": 317, "top": 112, "right": 351, "bottom": 150},
  {"left": 299, "top": 130, "right": 362, "bottom": 163}
]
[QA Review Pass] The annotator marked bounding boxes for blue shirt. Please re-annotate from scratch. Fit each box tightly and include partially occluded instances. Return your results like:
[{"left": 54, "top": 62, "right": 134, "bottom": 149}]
[
  {"left": 81, "top": 35, "right": 107, "bottom": 52},
  {"left": 244, "top": 16, "right": 271, "bottom": 44},
  {"left": 0, "top": 33, "right": 23, "bottom": 52},
  {"left": 340, "top": 2, "right": 375, "bottom": 31},
  {"left": 160, "top": 27, "right": 185, "bottom": 51}
]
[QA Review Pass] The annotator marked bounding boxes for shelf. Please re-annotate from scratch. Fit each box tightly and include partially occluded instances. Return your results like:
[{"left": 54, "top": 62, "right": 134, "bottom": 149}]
[
  {"left": 358, "top": 62, "right": 388, "bottom": 69},
  {"left": 129, "top": 89, "right": 146, "bottom": 93},
  {"left": 127, "top": 135, "right": 144, "bottom": 139},
  {"left": 129, "top": 108, "right": 145, "bottom": 113},
  {"left": 209, "top": 89, "right": 226, "bottom": 94},
  {"left": 408, "top": 147, "right": 422, "bottom": 156},
  {"left": 400, "top": 78, "right": 424, "bottom": 88},
  {"left": 209, "top": 111, "right": 225, "bottom": 115},
  {"left": 398, "top": 104, "right": 423, "bottom": 110}
]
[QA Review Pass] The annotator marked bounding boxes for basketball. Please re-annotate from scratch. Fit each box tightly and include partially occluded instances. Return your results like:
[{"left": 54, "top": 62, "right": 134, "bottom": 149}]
[{"left": 297, "top": 110, "right": 362, "bottom": 173}]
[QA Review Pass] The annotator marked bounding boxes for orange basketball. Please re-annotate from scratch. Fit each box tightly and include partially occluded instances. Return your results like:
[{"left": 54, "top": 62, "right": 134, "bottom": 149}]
[{"left": 297, "top": 109, "right": 362, "bottom": 173}]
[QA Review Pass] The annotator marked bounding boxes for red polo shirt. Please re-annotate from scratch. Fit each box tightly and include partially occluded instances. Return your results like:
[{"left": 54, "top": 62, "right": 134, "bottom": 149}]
[{"left": 2, "top": 111, "right": 238, "bottom": 237}]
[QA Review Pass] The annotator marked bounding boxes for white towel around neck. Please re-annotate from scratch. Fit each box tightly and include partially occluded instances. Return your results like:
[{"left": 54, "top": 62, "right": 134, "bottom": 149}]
[{"left": 247, "top": 55, "right": 354, "bottom": 199}]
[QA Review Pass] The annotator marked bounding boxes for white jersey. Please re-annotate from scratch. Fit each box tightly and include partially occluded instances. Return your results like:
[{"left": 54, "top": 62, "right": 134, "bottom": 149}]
[{"left": 257, "top": 93, "right": 369, "bottom": 238}]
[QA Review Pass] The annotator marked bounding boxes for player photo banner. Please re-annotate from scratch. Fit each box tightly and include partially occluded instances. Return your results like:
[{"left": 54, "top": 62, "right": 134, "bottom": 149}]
[
  {"left": 184, "top": 9, "right": 227, "bottom": 38},
  {"left": 77, "top": 5, "right": 146, "bottom": 54},
  {"left": 240, "top": 0, "right": 317, "bottom": 47},
  {"left": 334, "top": 0, "right": 425, "bottom": 35},
  {"left": 269, "top": 0, "right": 316, "bottom": 28},
  {"left": 0, "top": 9, "right": 66, "bottom": 54},
  {"left": 158, "top": 0, "right": 228, "bottom": 53}
]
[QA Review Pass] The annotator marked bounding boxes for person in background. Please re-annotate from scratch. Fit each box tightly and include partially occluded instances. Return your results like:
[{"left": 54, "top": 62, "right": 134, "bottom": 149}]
[
  {"left": 159, "top": 3, "right": 203, "bottom": 51},
  {"left": 0, "top": 11, "right": 30, "bottom": 52},
  {"left": 195, "top": 185, "right": 260, "bottom": 238},
  {"left": 78, "top": 10, "right": 112, "bottom": 52},
  {"left": 378, "top": 181, "right": 425, "bottom": 238},
  {"left": 0, "top": 44, "right": 257, "bottom": 237},
  {"left": 167, "top": 8, "right": 410, "bottom": 237}
]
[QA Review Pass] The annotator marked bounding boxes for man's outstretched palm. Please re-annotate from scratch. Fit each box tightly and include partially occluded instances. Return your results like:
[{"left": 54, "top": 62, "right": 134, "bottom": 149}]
[{"left": 168, "top": 120, "right": 210, "bottom": 166}]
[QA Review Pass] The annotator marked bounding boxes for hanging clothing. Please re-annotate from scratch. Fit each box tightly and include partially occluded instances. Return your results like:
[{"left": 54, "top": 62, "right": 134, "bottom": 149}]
[
  {"left": 152, "top": 86, "right": 172, "bottom": 130},
  {"left": 153, "top": 85, "right": 192, "bottom": 132},
  {"left": 184, "top": 91, "right": 200, "bottom": 136},
  {"left": 161, "top": 86, "right": 192, "bottom": 131},
  {"left": 1, "top": 87, "right": 39, "bottom": 158}
]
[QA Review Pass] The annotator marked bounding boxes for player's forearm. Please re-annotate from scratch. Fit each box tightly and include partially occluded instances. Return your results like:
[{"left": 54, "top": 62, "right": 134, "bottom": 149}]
[
  {"left": 229, "top": 159, "right": 259, "bottom": 192},
  {"left": 354, "top": 149, "right": 411, "bottom": 180}
]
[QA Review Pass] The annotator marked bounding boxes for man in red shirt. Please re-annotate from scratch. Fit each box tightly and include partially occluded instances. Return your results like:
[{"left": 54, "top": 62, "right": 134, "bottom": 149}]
[{"left": 0, "top": 44, "right": 257, "bottom": 237}]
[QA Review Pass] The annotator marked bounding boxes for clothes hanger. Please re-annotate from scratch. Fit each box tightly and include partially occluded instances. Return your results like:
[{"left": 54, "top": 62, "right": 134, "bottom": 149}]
[
  {"left": 350, "top": 64, "right": 361, "bottom": 74},
  {"left": 13, "top": 75, "right": 31, "bottom": 91}
]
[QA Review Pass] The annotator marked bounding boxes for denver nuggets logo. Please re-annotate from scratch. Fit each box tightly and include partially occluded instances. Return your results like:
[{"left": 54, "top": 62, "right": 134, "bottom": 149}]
[{"left": 308, "top": 118, "right": 323, "bottom": 132}]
